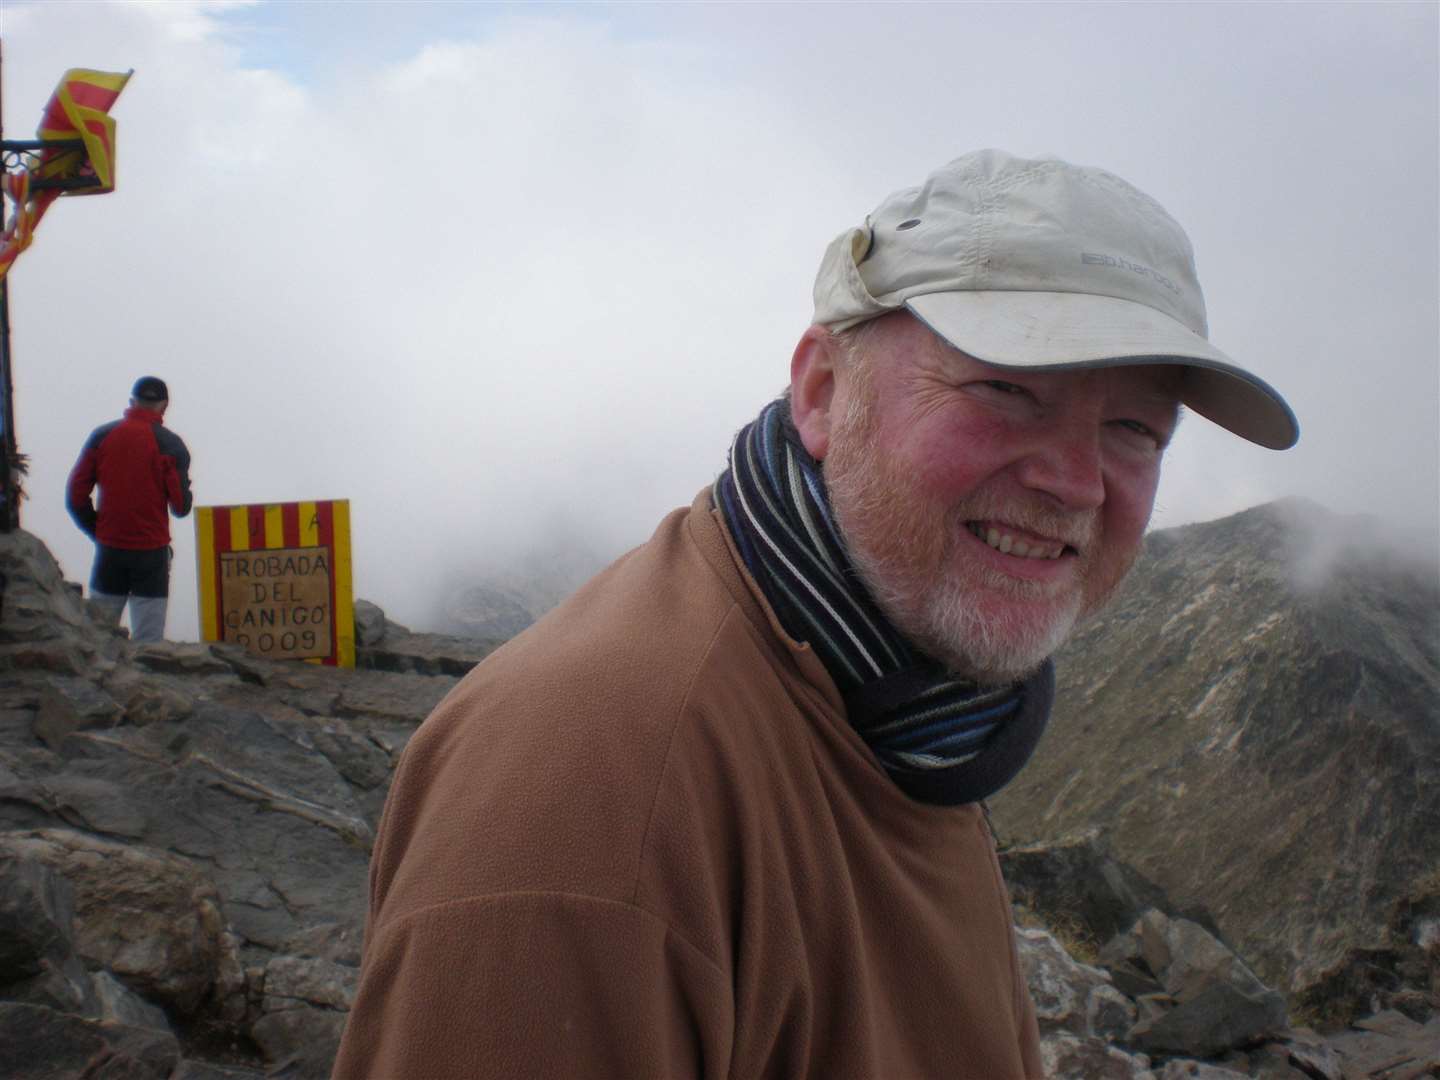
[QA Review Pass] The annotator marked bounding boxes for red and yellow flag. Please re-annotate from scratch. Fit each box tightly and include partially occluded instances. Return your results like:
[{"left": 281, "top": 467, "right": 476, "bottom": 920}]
[{"left": 0, "top": 68, "right": 133, "bottom": 280}]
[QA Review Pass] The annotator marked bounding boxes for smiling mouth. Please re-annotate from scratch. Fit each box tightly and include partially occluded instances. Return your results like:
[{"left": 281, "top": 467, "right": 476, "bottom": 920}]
[{"left": 965, "top": 521, "right": 1077, "bottom": 561}]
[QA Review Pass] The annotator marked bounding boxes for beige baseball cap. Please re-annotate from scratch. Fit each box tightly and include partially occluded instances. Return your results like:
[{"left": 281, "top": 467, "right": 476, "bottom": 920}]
[{"left": 813, "top": 150, "right": 1298, "bottom": 450}]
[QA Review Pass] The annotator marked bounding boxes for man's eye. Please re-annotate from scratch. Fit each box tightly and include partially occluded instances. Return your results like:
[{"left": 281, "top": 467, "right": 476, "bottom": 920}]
[
  {"left": 982, "top": 380, "right": 1029, "bottom": 396},
  {"left": 1110, "top": 418, "right": 1167, "bottom": 448}
]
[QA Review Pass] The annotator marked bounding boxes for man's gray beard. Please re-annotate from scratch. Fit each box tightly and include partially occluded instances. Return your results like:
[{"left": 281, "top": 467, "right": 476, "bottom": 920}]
[
  {"left": 847, "top": 529, "right": 1084, "bottom": 686},
  {"left": 823, "top": 397, "right": 1093, "bottom": 686},
  {"left": 831, "top": 481, "right": 1085, "bottom": 684}
]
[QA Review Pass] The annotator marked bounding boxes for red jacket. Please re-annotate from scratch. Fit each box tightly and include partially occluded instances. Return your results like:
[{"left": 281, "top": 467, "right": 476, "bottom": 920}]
[{"left": 67, "top": 407, "right": 192, "bottom": 549}]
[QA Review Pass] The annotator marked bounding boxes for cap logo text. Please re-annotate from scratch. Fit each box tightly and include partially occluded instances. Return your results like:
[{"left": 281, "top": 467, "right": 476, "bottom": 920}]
[{"left": 1082, "top": 251, "right": 1179, "bottom": 294}]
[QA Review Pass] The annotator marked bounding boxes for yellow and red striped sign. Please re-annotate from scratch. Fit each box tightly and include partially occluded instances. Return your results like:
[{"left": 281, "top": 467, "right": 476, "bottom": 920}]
[{"left": 194, "top": 500, "right": 355, "bottom": 667}]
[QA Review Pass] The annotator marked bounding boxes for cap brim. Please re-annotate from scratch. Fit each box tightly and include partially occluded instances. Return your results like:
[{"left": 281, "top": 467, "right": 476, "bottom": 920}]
[{"left": 906, "top": 291, "right": 1299, "bottom": 450}]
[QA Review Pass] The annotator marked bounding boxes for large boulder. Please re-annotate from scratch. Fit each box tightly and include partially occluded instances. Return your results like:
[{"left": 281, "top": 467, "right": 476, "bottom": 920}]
[
  {"left": 0, "top": 829, "right": 233, "bottom": 1016},
  {"left": 0, "top": 531, "right": 117, "bottom": 650},
  {"left": 1130, "top": 980, "right": 1288, "bottom": 1060},
  {"left": 1001, "top": 831, "right": 1182, "bottom": 945},
  {"left": 1104, "top": 910, "right": 1288, "bottom": 1058},
  {"left": 0, "top": 849, "right": 75, "bottom": 980},
  {"left": 0, "top": 850, "right": 97, "bottom": 1016},
  {"left": 1019, "top": 925, "right": 1136, "bottom": 1041},
  {"left": 0, "top": 1001, "right": 179, "bottom": 1080}
]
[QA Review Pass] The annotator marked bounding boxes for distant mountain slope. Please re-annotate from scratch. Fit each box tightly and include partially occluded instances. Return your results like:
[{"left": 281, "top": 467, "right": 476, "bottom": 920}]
[
  {"left": 989, "top": 498, "right": 1440, "bottom": 1011},
  {"left": 433, "top": 533, "right": 609, "bottom": 639}
]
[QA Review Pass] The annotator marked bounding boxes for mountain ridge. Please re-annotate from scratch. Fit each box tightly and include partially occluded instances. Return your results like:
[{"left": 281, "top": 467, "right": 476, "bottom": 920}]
[{"left": 990, "top": 497, "right": 1440, "bottom": 1021}]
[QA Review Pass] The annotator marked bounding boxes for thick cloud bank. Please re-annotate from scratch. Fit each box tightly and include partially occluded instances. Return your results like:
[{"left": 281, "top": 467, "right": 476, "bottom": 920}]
[{"left": 6, "top": 2, "right": 1436, "bottom": 638}]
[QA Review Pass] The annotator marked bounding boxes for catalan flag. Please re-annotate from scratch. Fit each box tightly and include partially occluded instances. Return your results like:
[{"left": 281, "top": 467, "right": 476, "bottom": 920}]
[{"left": 0, "top": 68, "right": 132, "bottom": 280}]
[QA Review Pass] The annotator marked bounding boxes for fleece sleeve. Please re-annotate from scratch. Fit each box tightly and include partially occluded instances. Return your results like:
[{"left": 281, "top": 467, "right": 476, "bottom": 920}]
[
  {"left": 331, "top": 892, "right": 733, "bottom": 1080},
  {"left": 155, "top": 428, "right": 192, "bottom": 518},
  {"left": 65, "top": 445, "right": 100, "bottom": 538}
]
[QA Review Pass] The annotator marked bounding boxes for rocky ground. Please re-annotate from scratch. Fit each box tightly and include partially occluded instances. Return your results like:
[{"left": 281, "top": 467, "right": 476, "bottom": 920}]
[{"left": 0, "top": 525, "right": 1435, "bottom": 1079}]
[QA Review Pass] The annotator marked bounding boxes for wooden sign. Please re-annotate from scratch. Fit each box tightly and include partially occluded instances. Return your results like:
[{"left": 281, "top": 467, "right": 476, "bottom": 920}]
[{"left": 194, "top": 500, "right": 354, "bottom": 667}]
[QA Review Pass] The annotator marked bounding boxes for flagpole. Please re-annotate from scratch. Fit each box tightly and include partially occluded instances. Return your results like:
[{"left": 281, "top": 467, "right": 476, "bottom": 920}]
[{"left": 0, "top": 38, "right": 18, "bottom": 532}]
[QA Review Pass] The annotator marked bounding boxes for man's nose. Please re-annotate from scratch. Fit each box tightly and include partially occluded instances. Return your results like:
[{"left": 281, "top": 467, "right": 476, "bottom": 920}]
[{"left": 1013, "top": 423, "right": 1106, "bottom": 511}]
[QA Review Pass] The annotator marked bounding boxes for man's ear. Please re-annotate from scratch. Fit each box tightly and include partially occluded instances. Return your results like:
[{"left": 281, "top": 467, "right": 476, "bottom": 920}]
[{"left": 790, "top": 325, "right": 841, "bottom": 461}]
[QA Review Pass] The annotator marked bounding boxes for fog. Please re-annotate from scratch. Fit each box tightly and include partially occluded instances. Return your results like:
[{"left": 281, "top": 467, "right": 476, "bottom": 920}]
[{"left": 5, "top": 1, "right": 1436, "bottom": 640}]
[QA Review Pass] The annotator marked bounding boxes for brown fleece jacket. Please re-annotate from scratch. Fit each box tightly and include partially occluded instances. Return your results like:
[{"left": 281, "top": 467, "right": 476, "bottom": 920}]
[{"left": 332, "top": 489, "right": 1043, "bottom": 1079}]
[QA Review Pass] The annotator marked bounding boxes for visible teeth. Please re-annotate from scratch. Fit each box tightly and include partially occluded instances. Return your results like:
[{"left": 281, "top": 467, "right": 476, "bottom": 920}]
[{"left": 971, "top": 522, "right": 1064, "bottom": 560}]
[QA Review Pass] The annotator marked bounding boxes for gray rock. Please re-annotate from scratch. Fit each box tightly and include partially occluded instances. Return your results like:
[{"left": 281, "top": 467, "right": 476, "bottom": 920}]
[
  {"left": 0, "top": 528, "right": 489, "bottom": 1077},
  {"left": 0, "top": 531, "right": 110, "bottom": 645},
  {"left": 0, "top": 706, "right": 36, "bottom": 743},
  {"left": 1089, "top": 982, "right": 1139, "bottom": 1042},
  {"left": 1275, "top": 1029, "right": 1343, "bottom": 1080},
  {"left": 0, "top": 1000, "right": 180, "bottom": 1079},
  {"left": 333, "top": 668, "right": 458, "bottom": 726},
  {"left": 170, "top": 1062, "right": 267, "bottom": 1080},
  {"left": 1103, "top": 910, "right": 1291, "bottom": 1058},
  {"left": 34, "top": 678, "right": 122, "bottom": 750},
  {"left": 92, "top": 970, "right": 173, "bottom": 1032},
  {"left": 0, "top": 639, "right": 94, "bottom": 676},
  {"left": 1134, "top": 992, "right": 1177, "bottom": 1025},
  {"left": 170, "top": 1062, "right": 267, "bottom": 1079},
  {"left": 1101, "top": 914, "right": 1166, "bottom": 997},
  {"left": 307, "top": 725, "right": 391, "bottom": 791},
  {"left": 36, "top": 774, "right": 151, "bottom": 837},
  {"left": 356, "top": 622, "right": 500, "bottom": 677},
  {"left": 1155, "top": 1061, "right": 1251, "bottom": 1079},
  {"left": 118, "top": 679, "right": 196, "bottom": 727},
  {"left": 1224, "top": 1043, "right": 1314, "bottom": 1080},
  {"left": 1041, "top": 1032, "right": 1155, "bottom": 1079},
  {"left": 1324, "top": 1010, "right": 1440, "bottom": 1079},
  {"left": 249, "top": 1004, "right": 347, "bottom": 1080},
  {"left": 3, "top": 947, "right": 98, "bottom": 1015},
  {"left": 1018, "top": 925, "right": 1137, "bottom": 1040},
  {"left": 132, "top": 643, "right": 236, "bottom": 678},
  {"left": 207, "top": 643, "right": 276, "bottom": 686},
  {"left": 1002, "top": 831, "right": 1180, "bottom": 944},
  {"left": 0, "top": 829, "right": 230, "bottom": 1016},
  {"left": 352, "top": 600, "right": 386, "bottom": 647},
  {"left": 3, "top": 699, "right": 378, "bottom": 956},
  {"left": 1130, "top": 979, "right": 1289, "bottom": 1058},
  {"left": 261, "top": 954, "right": 356, "bottom": 1012},
  {"left": 1137, "top": 910, "right": 1271, "bottom": 1003},
  {"left": 0, "top": 851, "right": 100, "bottom": 1016},
  {"left": 0, "top": 850, "right": 74, "bottom": 980},
  {"left": 282, "top": 921, "right": 363, "bottom": 967}
]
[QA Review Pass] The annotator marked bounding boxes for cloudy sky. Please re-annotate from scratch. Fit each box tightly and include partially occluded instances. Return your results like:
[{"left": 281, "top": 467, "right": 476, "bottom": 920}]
[{"left": 4, "top": 1, "right": 1436, "bottom": 640}]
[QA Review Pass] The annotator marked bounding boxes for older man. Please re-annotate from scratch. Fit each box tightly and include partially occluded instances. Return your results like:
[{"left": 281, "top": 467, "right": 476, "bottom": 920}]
[{"left": 334, "top": 151, "right": 1296, "bottom": 1078}]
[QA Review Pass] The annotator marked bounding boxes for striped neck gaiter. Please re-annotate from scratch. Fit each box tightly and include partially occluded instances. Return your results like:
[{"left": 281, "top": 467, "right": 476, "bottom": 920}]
[{"left": 714, "top": 398, "right": 1052, "bottom": 807}]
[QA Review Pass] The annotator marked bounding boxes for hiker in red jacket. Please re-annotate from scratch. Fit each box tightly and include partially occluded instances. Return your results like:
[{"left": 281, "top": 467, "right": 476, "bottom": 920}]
[{"left": 66, "top": 376, "right": 193, "bottom": 642}]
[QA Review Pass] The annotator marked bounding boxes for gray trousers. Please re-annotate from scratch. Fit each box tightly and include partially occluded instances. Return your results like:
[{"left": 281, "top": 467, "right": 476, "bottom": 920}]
[{"left": 91, "top": 591, "right": 168, "bottom": 643}]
